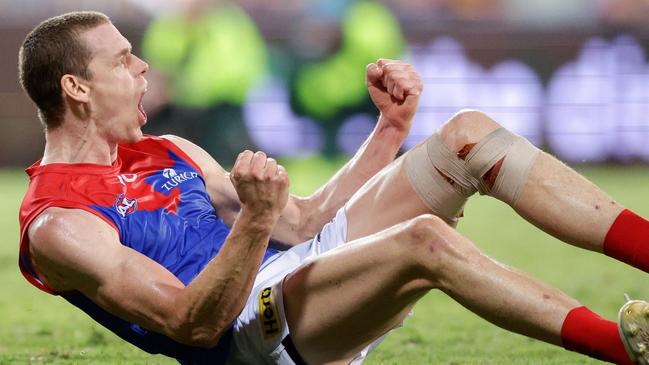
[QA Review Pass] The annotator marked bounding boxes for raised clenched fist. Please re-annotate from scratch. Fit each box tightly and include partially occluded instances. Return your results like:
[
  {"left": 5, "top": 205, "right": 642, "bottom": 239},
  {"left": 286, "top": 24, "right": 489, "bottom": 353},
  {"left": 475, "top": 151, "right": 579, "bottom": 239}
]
[
  {"left": 230, "top": 150, "right": 289, "bottom": 218},
  {"left": 366, "top": 59, "right": 423, "bottom": 133}
]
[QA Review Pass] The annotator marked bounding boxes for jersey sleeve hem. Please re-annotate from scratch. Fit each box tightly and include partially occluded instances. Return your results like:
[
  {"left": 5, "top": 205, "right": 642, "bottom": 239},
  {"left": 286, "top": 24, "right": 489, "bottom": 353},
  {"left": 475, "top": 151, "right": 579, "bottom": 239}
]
[
  {"left": 157, "top": 135, "right": 206, "bottom": 177},
  {"left": 19, "top": 200, "right": 120, "bottom": 295}
]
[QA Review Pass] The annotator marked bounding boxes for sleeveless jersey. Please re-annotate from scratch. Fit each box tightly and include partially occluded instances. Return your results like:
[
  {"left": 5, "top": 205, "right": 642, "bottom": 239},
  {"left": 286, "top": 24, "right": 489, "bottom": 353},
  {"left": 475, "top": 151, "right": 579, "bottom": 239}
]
[{"left": 18, "top": 135, "right": 279, "bottom": 364}]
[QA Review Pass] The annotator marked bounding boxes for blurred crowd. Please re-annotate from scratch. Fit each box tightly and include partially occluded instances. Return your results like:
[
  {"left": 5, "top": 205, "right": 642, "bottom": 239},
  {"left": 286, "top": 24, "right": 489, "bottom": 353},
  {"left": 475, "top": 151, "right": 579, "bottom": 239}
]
[
  {"left": 3, "top": 0, "right": 649, "bottom": 26},
  {"left": 1, "top": 0, "right": 649, "bottom": 166}
]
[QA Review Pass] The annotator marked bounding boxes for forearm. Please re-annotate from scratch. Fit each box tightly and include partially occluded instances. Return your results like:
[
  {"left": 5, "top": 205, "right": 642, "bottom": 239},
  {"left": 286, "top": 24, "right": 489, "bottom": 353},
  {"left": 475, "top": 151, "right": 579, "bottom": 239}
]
[
  {"left": 275, "top": 59, "right": 423, "bottom": 243},
  {"left": 347, "top": 115, "right": 408, "bottom": 179},
  {"left": 173, "top": 207, "right": 276, "bottom": 345}
]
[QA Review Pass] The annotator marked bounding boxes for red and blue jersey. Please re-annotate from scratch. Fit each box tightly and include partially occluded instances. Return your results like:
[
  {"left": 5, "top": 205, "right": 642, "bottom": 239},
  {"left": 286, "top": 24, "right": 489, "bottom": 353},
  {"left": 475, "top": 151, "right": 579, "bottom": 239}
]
[{"left": 18, "top": 135, "right": 278, "bottom": 364}]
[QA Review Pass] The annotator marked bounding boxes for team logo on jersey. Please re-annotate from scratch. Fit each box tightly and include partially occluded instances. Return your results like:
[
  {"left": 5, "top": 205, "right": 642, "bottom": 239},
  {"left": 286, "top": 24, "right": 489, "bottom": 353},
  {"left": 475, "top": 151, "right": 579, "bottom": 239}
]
[
  {"left": 162, "top": 168, "right": 177, "bottom": 179},
  {"left": 160, "top": 167, "right": 199, "bottom": 191},
  {"left": 258, "top": 287, "right": 282, "bottom": 339},
  {"left": 114, "top": 193, "right": 138, "bottom": 218}
]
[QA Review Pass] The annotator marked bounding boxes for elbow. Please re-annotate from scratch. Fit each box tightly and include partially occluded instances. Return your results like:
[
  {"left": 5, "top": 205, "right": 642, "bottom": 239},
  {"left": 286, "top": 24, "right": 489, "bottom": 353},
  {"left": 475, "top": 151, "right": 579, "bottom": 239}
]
[
  {"left": 297, "top": 214, "right": 321, "bottom": 242},
  {"left": 297, "top": 208, "right": 325, "bottom": 242},
  {"left": 167, "top": 313, "right": 228, "bottom": 348},
  {"left": 300, "top": 198, "right": 341, "bottom": 241},
  {"left": 185, "top": 328, "right": 224, "bottom": 348},
  {"left": 286, "top": 196, "right": 319, "bottom": 242},
  {"left": 173, "top": 323, "right": 226, "bottom": 348}
]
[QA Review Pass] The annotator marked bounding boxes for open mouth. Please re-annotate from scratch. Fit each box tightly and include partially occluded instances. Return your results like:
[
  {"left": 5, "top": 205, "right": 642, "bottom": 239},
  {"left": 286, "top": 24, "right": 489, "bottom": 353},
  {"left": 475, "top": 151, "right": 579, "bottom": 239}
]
[{"left": 137, "top": 93, "right": 147, "bottom": 124}]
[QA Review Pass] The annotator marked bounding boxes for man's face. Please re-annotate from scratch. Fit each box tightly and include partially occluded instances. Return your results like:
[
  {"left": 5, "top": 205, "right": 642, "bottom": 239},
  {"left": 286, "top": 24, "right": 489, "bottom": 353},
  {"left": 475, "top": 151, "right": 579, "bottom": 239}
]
[{"left": 81, "top": 23, "right": 148, "bottom": 144}]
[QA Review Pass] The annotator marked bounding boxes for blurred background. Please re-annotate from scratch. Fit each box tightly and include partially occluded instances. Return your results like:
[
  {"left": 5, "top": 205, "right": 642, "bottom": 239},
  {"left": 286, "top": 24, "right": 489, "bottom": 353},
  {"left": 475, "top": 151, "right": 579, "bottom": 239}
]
[
  {"left": 2, "top": 0, "right": 649, "bottom": 167},
  {"left": 3, "top": 2, "right": 649, "bottom": 363}
]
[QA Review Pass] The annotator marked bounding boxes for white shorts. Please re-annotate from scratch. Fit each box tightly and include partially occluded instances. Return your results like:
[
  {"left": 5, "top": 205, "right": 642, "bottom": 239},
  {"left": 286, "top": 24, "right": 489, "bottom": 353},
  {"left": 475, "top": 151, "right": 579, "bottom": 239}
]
[{"left": 226, "top": 208, "right": 390, "bottom": 365}]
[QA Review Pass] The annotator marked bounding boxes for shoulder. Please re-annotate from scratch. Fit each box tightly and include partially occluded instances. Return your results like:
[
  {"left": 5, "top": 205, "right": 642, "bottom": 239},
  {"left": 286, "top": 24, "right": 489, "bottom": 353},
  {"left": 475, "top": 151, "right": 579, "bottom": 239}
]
[
  {"left": 29, "top": 207, "right": 118, "bottom": 254},
  {"left": 28, "top": 207, "right": 120, "bottom": 292},
  {"left": 161, "top": 135, "right": 211, "bottom": 163},
  {"left": 159, "top": 134, "right": 192, "bottom": 147},
  {"left": 160, "top": 134, "right": 226, "bottom": 177}
]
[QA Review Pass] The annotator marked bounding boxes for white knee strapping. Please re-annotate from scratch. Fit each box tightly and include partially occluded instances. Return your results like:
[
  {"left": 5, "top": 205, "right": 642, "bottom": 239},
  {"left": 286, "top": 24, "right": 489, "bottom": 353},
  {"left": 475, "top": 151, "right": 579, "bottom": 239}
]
[
  {"left": 404, "top": 133, "right": 474, "bottom": 225},
  {"left": 404, "top": 128, "right": 540, "bottom": 221},
  {"left": 465, "top": 128, "right": 540, "bottom": 204}
]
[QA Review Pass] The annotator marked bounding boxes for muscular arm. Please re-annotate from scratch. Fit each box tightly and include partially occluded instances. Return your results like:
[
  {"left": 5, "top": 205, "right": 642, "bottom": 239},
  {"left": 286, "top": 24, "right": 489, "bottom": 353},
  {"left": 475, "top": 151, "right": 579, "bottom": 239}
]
[
  {"left": 165, "top": 60, "right": 423, "bottom": 245},
  {"left": 29, "top": 152, "right": 288, "bottom": 348},
  {"left": 290, "top": 59, "right": 424, "bottom": 239},
  {"left": 163, "top": 128, "right": 403, "bottom": 246}
]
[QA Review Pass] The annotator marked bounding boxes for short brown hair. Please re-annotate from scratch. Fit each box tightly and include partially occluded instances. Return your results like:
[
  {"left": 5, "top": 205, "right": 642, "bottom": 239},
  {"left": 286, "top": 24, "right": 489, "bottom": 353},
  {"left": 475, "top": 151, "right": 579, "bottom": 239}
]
[{"left": 18, "top": 11, "right": 110, "bottom": 129}]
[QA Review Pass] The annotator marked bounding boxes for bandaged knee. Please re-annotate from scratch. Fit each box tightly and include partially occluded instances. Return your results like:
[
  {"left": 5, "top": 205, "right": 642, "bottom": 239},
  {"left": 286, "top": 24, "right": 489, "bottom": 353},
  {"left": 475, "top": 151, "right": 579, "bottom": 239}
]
[
  {"left": 404, "top": 132, "right": 475, "bottom": 225},
  {"left": 404, "top": 128, "right": 540, "bottom": 221}
]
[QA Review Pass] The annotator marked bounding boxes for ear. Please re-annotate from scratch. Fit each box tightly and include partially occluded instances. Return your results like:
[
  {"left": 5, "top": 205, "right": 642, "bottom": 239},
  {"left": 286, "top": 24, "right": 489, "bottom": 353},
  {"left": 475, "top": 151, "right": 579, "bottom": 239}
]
[{"left": 60, "top": 74, "right": 90, "bottom": 103}]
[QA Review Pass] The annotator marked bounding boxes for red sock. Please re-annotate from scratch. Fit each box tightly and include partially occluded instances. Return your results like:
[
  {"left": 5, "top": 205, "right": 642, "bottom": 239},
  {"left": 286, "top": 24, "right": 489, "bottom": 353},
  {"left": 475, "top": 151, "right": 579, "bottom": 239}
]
[
  {"left": 561, "top": 306, "right": 632, "bottom": 364},
  {"left": 604, "top": 209, "right": 649, "bottom": 272}
]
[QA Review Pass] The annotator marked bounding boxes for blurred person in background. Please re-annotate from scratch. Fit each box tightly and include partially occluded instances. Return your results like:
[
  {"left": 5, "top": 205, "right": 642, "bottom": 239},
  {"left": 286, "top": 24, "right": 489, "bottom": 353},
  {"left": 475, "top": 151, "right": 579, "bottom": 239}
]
[
  {"left": 292, "top": 1, "right": 405, "bottom": 155},
  {"left": 16, "top": 10, "right": 649, "bottom": 365},
  {"left": 141, "top": 0, "right": 267, "bottom": 165},
  {"left": 598, "top": 0, "right": 649, "bottom": 25}
]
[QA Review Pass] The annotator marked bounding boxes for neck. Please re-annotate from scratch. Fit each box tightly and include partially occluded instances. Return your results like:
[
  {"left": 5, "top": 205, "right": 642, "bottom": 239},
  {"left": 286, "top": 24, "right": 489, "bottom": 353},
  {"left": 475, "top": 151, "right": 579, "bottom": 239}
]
[{"left": 42, "top": 117, "right": 117, "bottom": 166}]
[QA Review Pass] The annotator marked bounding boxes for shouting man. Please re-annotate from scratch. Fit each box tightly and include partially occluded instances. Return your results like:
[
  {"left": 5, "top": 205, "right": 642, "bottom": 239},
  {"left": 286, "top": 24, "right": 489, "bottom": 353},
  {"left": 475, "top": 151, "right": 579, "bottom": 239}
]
[{"left": 17, "top": 11, "right": 649, "bottom": 365}]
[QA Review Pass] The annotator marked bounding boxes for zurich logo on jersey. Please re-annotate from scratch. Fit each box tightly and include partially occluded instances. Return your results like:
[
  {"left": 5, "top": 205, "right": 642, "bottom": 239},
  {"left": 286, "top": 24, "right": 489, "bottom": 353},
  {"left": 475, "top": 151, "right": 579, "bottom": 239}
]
[
  {"left": 161, "top": 167, "right": 198, "bottom": 191},
  {"left": 162, "top": 168, "right": 177, "bottom": 179},
  {"left": 114, "top": 193, "right": 138, "bottom": 218}
]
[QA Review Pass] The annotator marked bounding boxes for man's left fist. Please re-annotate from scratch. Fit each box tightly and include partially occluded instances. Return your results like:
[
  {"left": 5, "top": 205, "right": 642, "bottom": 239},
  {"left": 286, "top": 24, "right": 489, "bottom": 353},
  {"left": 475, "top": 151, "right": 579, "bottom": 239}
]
[{"left": 366, "top": 59, "right": 423, "bottom": 132}]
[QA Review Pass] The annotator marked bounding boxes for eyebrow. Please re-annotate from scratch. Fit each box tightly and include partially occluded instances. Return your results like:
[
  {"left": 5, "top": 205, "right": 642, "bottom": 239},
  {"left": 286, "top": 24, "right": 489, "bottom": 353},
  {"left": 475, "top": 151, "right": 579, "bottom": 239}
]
[{"left": 114, "top": 44, "right": 133, "bottom": 58}]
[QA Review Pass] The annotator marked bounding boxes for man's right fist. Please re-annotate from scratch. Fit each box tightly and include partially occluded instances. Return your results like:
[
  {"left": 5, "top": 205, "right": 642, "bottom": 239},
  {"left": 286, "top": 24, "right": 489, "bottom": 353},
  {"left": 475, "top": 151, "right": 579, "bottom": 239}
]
[{"left": 230, "top": 150, "right": 289, "bottom": 218}]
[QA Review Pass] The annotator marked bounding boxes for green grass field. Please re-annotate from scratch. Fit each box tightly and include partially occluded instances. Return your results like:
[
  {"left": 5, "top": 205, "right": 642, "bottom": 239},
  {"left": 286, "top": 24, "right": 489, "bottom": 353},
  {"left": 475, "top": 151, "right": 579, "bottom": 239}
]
[{"left": 1, "top": 161, "right": 649, "bottom": 364}]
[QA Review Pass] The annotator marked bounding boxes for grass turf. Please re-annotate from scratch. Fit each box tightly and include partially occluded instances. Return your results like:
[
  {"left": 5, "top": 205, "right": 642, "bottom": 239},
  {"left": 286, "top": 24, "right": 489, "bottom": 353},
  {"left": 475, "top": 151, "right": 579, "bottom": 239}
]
[{"left": 1, "top": 160, "right": 648, "bottom": 364}]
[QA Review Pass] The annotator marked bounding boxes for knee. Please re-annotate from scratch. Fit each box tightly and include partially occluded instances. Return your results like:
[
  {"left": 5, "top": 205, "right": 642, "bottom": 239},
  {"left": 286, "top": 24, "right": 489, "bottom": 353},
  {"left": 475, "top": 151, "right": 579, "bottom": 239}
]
[
  {"left": 399, "top": 214, "right": 454, "bottom": 270},
  {"left": 399, "top": 214, "right": 479, "bottom": 288},
  {"left": 439, "top": 109, "right": 502, "bottom": 152},
  {"left": 402, "top": 214, "right": 445, "bottom": 243}
]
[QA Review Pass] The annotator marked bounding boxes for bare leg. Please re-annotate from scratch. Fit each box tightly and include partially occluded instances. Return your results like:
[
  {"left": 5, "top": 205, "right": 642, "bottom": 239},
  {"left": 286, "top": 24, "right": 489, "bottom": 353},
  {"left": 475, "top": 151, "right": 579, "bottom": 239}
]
[
  {"left": 345, "top": 158, "right": 430, "bottom": 241},
  {"left": 347, "top": 110, "right": 626, "bottom": 251},
  {"left": 283, "top": 215, "right": 580, "bottom": 364},
  {"left": 438, "top": 110, "right": 624, "bottom": 251},
  {"left": 514, "top": 153, "right": 623, "bottom": 251}
]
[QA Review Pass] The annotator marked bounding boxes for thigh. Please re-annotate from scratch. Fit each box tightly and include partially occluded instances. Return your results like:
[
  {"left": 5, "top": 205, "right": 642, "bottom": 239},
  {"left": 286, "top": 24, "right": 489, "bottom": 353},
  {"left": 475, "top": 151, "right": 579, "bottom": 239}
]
[
  {"left": 345, "top": 157, "right": 431, "bottom": 241},
  {"left": 281, "top": 221, "right": 432, "bottom": 365}
]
